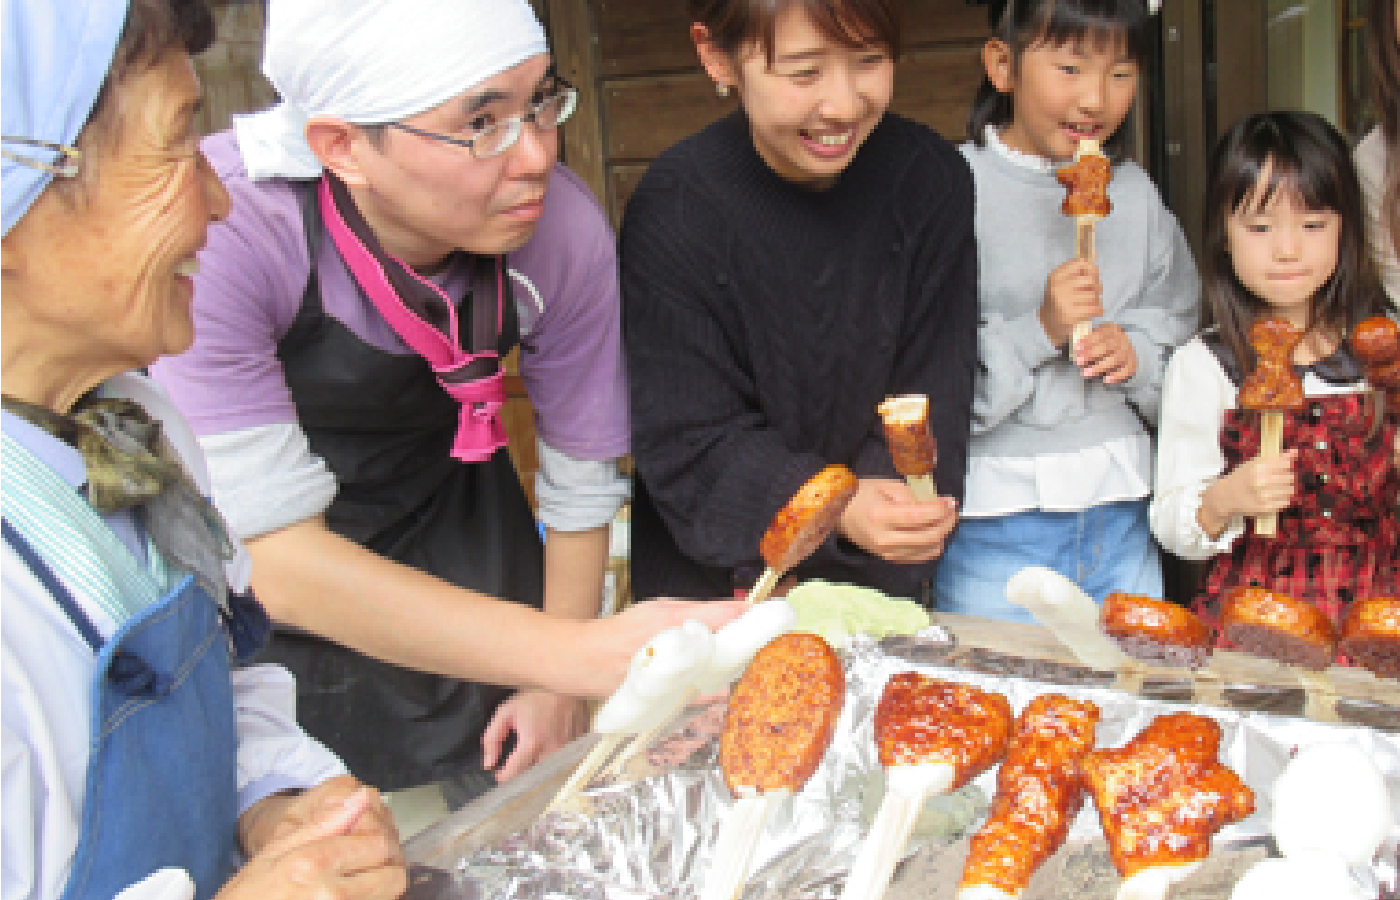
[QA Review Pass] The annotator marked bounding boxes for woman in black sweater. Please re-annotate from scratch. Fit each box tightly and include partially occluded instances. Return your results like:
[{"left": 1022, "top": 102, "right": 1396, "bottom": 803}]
[{"left": 622, "top": 0, "right": 979, "bottom": 603}]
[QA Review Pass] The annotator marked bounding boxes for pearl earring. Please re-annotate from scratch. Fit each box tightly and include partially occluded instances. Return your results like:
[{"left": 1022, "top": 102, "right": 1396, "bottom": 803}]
[{"left": 716, "top": 83, "right": 730, "bottom": 98}]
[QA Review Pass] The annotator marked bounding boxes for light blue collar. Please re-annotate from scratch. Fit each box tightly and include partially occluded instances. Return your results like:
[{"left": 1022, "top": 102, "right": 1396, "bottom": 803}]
[{"left": 2, "top": 408, "right": 85, "bottom": 488}]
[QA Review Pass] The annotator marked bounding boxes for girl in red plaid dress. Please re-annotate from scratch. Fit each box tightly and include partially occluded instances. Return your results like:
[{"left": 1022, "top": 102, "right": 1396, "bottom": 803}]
[{"left": 1150, "top": 111, "right": 1398, "bottom": 658}]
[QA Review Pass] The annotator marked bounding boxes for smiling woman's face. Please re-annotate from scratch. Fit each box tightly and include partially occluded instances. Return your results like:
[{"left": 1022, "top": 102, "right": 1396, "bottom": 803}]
[
  {"left": 3, "top": 48, "right": 229, "bottom": 388},
  {"left": 704, "top": 4, "right": 894, "bottom": 190}
]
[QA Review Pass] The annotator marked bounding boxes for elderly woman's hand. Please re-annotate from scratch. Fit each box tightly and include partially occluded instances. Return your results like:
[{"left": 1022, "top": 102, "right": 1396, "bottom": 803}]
[
  {"left": 220, "top": 784, "right": 406, "bottom": 900},
  {"left": 237, "top": 775, "right": 401, "bottom": 858}
]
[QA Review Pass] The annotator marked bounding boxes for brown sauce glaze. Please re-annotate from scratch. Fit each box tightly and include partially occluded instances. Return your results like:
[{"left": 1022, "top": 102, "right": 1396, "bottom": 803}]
[
  {"left": 719, "top": 632, "right": 844, "bottom": 795},
  {"left": 758, "top": 465, "right": 859, "bottom": 573},
  {"left": 961, "top": 694, "right": 1101, "bottom": 895},
  {"left": 874, "top": 674, "right": 1012, "bottom": 785},
  {"left": 1083, "top": 712, "right": 1254, "bottom": 878}
]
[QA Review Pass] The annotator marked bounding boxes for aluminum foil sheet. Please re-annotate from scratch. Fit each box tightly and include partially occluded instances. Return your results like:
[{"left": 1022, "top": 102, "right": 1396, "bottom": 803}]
[{"left": 409, "top": 629, "right": 1400, "bottom": 900}]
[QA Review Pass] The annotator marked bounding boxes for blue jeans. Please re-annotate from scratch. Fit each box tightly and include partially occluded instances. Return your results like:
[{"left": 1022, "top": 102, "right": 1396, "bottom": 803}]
[{"left": 933, "top": 498, "right": 1163, "bottom": 623}]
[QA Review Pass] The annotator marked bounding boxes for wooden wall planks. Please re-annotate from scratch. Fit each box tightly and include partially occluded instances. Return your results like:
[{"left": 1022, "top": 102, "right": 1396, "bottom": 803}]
[{"left": 559, "top": 0, "right": 992, "bottom": 225}]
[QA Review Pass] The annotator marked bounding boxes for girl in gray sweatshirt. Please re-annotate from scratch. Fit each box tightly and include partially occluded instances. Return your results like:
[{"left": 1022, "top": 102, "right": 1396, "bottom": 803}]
[{"left": 936, "top": 0, "right": 1200, "bottom": 621}]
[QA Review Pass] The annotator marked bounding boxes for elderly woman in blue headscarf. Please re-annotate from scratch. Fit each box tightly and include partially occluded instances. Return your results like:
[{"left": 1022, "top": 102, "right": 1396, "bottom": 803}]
[{"left": 1, "top": 2, "right": 406, "bottom": 899}]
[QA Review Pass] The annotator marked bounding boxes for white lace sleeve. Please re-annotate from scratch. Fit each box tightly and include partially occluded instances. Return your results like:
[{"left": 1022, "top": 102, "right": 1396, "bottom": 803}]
[{"left": 1149, "top": 338, "right": 1245, "bottom": 560}]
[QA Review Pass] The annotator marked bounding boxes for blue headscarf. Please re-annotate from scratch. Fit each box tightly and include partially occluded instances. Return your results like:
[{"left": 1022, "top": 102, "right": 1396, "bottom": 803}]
[{"left": 2, "top": 0, "right": 130, "bottom": 236}]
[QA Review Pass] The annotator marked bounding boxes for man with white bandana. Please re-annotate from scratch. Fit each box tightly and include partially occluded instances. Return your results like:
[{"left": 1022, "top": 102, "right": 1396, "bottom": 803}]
[{"left": 149, "top": 0, "right": 682, "bottom": 798}]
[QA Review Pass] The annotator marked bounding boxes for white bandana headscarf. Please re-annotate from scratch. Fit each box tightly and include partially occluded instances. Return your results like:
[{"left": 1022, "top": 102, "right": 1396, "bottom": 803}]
[{"left": 235, "top": 0, "right": 547, "bottom": 181}]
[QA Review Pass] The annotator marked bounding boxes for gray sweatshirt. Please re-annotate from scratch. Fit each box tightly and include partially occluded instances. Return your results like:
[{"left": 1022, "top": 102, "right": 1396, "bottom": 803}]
[{"left": 959, "top": 138, "right": 1201, "bottom": 460}]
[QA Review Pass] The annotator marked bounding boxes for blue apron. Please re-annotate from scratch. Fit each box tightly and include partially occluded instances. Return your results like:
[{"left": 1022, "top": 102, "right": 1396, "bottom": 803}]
[{"left": 3, "top": 519, "right": 268, "bottom": 900}]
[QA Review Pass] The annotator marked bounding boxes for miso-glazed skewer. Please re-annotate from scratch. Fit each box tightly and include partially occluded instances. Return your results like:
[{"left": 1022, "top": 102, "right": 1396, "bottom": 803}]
[
  {"left": 1238, "top": 318, "right": 1305, "bottom": 537},
  {"left": 839, "top": 675, "right": 1012, "bottom": 900},
  {"left": 700, "top": 633, "right": 844, "bottom": 900},
  {"left": 956, "top": 694, "right": 1100, "bottom": 900},
  {"left": 878, "top": 394, "right": 938, "bottom": 501},
  {"left": 1057, "top": 138, "right": 1112, "bottom": 348},
  {"left": 748, "top": 464, "right": 859, "bottom": 605},
  {"left": 1082, "top": 712, "right": 1254, "bottom": 900},
  {"left": 1351, "top": 315, "right": 1400, "bottom": 409},
  {"left": 600, "top": 598, "right": 797, "bottom": 779}
]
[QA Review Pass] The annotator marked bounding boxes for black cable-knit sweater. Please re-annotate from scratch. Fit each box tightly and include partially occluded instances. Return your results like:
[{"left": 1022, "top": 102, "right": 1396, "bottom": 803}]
[{"left": 621, "top": 111, "right": 979, "bottom": 601}]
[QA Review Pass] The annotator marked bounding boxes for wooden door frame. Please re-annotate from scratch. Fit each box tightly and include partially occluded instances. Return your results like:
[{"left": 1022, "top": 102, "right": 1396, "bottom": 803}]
[
  {"left": 548, "top": 0, "right": 610, "bottom": 209},
  {"left": 1159, "top": 0, "right": 1267, "bottom": 256}
]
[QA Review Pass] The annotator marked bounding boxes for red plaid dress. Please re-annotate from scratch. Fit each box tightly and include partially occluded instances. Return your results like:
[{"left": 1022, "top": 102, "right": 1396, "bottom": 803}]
[{"left": 1193, "top": 390, "right": 1400, "bottom": 654}]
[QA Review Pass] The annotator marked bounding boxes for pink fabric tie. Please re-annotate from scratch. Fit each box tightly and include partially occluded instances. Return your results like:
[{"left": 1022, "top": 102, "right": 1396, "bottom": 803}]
[
  {"left": 438, "top": 372, "right": 507, "bottom": 463},
  {"left": 319, "top": 177, "right": 508, "bottom": 463}
]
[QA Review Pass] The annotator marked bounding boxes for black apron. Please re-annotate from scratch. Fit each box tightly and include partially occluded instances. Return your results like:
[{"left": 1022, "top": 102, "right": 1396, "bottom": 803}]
[{"left": 261, "top": 182, "right": 545, "bottom": 791}]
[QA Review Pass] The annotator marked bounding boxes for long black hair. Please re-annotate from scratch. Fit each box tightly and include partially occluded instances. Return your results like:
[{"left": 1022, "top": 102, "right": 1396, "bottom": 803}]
[
  {"left": 968, "top": 0, "right": 1154, "bottom": 159},
  {"left": 1202, "top": 111, "right": 1387, "bottom": 371}
]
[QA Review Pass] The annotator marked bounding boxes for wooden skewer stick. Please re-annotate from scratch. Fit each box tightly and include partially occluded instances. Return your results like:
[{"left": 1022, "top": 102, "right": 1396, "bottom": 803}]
[
  {"left": 549, "top": 622, "right": 717, "bottom": 812},
  {"left": 878, "top": 395, "right": 939, "bottom": 503},
  {"left": 745, "top": 566, "right": 782, "bottom": 606},
  {"left": 1071, "top": 215, "right": 1099, "bottom": 347},
  {"left": 904, "top": 473, "right": 938, "bottom": 503},
  {"left": 601, "top": 687, "right": 699, "bottom": 779},
  {"left": 1254, "top": 410, "right": 1284, "bottom": 537},
  {"left": 699, "top": 789, "right": 785, "bottom": 900},
  {"left": 1060, "top": 137, "right": 1110, "bottom": 351},
  {"left": 544, "top": 733, "right": 624, "bottom": 814},
  {"left": 839, "top": 764, "right": 956, "bottom": 900}
]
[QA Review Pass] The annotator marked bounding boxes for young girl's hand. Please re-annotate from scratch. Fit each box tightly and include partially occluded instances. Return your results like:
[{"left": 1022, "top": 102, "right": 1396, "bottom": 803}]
[
  {"left": 1075, "top": 323, "right": 1137, "bottom": 382},
  {"left": 1198, "top": 449, "right": 1299, "bottom": 538},
  {"left": 1040, "top": 259, "right": 1104, "bottom": 349},
  {"left": 836, "top": 478, "right": 958, "bottom": 563}
]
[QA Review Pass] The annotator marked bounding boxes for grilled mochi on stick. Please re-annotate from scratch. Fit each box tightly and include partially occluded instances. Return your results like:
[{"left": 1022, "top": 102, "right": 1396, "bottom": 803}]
[
  {"left": 957, "top": 694, "right": 1101, "bottom": 900},
  {"left": 839, "top": 675, "right": 1013, "bottom": 900},
  {"left": 1350, "top": 315, "right": 1400, "bottom": 407},
  {"left": 1220, "top": 585, "right": 1337, "bottom": 671},
  {"left": 1057, "top": 138, "right": 1112, "bottom": 347},
  {"left": 1004, "top": 566, "right": 1134, "bottom": 671},
  {"left": 1238, "top": 317, "right": 1306, "bottom": 537},
  {"left": 604, "top": 598, "right": 801, "bottom": 780},
  {"left": 1083, "top": 712, "right": 1254, "bottom": 900},
  {"left": 878, "top": 394, "right": 938, "bottom": 501},
  {"left": 1099, "top": 593, "right": 1212, "bottom": 671},
  {"left": 1340, "top": 596, "right": 1400, "bottom": 680},
  {"left": 748, "top": 464, "right": 860, "bottom": 605},
  {"left": 700, "top": 632, "right": 844, "bottom": 900}
]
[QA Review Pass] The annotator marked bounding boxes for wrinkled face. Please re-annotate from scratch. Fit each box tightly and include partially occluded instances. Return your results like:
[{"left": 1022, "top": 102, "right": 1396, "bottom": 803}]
[
  {"left": 723, "top": 5, "right": 894, "bottom": 189},
  {"left": 3, "top": 49, "right": 229, "bottom": 371},
  {"left": 348, "top": 53, "right": 558, "bottom": 271},
  {"left": 1225, "top": 163, "right": 1340, "bottom": 326},
  {"left": 996, "top": 37, "right": 1139, "bottom": 162}
]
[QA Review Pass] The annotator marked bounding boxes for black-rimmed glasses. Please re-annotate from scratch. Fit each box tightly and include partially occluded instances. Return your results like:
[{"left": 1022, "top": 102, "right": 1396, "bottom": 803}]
[
  {"left": 2, "top": 136, "right": 82, "bottom": 178},
  {"left": 389, "top": 80, "right": 579, "bottom": 160}
]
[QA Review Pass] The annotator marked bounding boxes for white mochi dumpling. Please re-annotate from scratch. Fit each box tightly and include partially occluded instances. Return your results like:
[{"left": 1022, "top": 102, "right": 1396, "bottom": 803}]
[
  {"left": 1271, "top": 742, "right": 1394, "bottom": 866},
  {"left": 696, "top": 599, "right": 796, "bottom": 693},
  {"left": 627, "top": 619, "right": 715, "bottom": 698},
  {"left": 590, "top": 683, "right": 653, "bottom": 735},
  {"left": 591, "top": 620, "right": 714, "bottom": 734}
]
